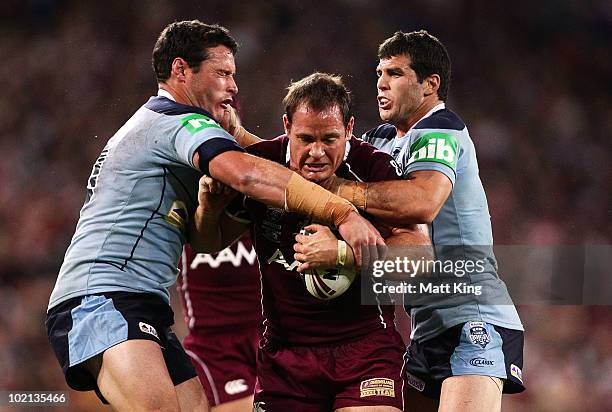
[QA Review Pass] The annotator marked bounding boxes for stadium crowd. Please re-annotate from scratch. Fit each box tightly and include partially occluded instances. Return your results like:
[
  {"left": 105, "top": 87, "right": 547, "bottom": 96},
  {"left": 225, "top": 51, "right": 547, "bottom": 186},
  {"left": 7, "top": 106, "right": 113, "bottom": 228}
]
[{"left": 0, "top": 1, "right": 610, "bottom": 410}]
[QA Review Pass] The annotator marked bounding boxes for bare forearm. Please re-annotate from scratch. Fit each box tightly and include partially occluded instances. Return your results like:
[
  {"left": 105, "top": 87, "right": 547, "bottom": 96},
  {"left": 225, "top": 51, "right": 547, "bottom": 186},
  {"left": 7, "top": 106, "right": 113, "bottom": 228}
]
[
  {"left": 366, "top": 180, "right": 436, "bottom": 225},
  {"left": 208, "top": 151, "right": 356, "bottom": 227},
  {"left": 381, "top": 227, "right": 435, "bottom": 279},
  {"left": 335, "top": 171, "right": 451, "bottom": 225}
]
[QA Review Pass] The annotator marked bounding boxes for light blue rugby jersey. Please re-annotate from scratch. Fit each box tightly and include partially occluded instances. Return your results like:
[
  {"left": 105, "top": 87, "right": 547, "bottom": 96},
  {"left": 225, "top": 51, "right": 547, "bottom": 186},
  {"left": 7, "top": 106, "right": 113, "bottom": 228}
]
[
  {"left": 48, "top": 95, "right": 243, "bottom": 310},
  {"left": 363, "top": 103, "right": 523, "bottom": 342}
]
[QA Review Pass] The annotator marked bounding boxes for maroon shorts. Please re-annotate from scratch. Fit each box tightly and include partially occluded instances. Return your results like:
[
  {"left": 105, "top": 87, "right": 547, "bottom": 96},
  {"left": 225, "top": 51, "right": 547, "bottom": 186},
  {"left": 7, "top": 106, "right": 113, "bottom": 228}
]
[
  {"left": 184, "top": 327, "right": 260, "bottom": 406},
  {"left": 254, "top": 327, "right": 406, "bottom": 411}
]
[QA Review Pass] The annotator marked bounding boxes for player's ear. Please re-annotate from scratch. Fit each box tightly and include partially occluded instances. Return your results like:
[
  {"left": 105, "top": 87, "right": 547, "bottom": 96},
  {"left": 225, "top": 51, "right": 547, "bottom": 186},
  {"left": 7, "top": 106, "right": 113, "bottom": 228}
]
[
  {"left": 283, "top": 114, "right": 291, "bottom": 135},
  {"left": 171, "top": 57, "right": 188, "bottom": 81},
  {"left": 424, "top": 74, "right": 440, "bottom": 97},
  {"left": 345, "top": 116, "right": 355, "bottom": 139}
]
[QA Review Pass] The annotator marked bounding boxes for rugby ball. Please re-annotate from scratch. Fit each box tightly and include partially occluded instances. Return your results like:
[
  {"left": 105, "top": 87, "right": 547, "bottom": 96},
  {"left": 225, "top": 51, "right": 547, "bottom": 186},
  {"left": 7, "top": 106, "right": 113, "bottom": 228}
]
[{"left": 304, "top": 267, "right": 356, "bottom": 300}]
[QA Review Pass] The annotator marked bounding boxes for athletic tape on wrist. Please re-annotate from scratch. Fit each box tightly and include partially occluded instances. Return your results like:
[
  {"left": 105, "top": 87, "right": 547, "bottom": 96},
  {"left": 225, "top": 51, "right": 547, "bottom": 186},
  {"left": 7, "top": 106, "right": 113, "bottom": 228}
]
[{"left": 337, "top": 240, "right": 347, "bottom": 266}]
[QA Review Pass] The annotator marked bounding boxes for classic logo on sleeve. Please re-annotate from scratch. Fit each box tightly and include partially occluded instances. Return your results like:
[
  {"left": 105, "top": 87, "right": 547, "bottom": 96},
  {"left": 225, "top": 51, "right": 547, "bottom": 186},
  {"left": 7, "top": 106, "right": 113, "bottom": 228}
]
[
  {"left": 181, "top": 114, "right": 222, "bottom": 134},
  {"left": 407, "top": 132, "right": 458, "bottom": 170},
  {"left": 360, "top": 378, "right": 395, "bottom": 397}
]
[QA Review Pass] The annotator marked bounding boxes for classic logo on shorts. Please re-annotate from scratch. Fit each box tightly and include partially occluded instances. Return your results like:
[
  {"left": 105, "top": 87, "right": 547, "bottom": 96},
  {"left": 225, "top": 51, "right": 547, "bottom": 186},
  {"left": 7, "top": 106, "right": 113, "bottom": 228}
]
[
  {"left": 138, "top": 322, "right": 159, "bottom": 340},
  {"left": 405, "top": 371, "right": 425, "bottom": 392},
  {"left": 359, "top": 378, "right": 395, "bottom": 398},
  {"left": 468, "top": 321, "right": 491, "bottom": 348},
  {"left": 224, "top": 379, "right": 248, "bottom": 395},
  {"left": 469, "top": 357, "right": 494, "bottom": 367},
  {"left": 510, "top": 364, "right": 523, "bottom": 384},
  {"left": 164, "top": 200, "right": 188, "bottom": 233}
]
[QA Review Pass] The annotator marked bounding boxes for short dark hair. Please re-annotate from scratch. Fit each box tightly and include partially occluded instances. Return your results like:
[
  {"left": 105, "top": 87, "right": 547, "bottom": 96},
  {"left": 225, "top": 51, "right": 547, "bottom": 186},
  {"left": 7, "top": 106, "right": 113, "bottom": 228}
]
[
  {"left": 152, "top": 20, "right": 238, "bottom": 83},
  {"left": 378, "top": 30, "right": 451, "bottom": 101},
  {"left": 283, "top": 73, "right": 352, "bottom": 126}
]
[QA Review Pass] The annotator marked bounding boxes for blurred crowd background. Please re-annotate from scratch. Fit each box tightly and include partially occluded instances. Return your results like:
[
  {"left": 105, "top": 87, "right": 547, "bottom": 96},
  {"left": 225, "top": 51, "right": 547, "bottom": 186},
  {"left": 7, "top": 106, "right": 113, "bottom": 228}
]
[{"left": 1, "top": 0, "right": 611, "bottom": 410}]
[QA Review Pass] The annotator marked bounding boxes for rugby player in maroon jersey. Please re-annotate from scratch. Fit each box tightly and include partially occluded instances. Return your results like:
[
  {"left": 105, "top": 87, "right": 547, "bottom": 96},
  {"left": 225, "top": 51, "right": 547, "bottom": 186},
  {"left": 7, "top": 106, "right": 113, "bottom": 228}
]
[
  {"left": 192, "top": 73, "right": 432, "bottom": 412},
  {"left": 177, "top": 235, "right": 261, "bottom": 412}
]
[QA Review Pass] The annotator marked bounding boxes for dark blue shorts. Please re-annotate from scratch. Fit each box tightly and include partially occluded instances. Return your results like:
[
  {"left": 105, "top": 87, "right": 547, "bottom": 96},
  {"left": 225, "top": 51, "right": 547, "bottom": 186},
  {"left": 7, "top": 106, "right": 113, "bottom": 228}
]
[{"left": 46, "top": 292, "right": 196, "bottom": 402}]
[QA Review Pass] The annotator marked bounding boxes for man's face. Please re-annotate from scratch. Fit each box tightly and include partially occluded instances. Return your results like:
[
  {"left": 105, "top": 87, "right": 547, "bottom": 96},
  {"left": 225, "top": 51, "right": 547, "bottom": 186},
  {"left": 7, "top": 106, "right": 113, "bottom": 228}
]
[
  {"left": 376, "top": 54, "right": 424, "bottom": 126},
  {"left": 185, "top": 45, "right": 238, "bottom": 122},
  {"left": 285, "top": 103, "right": 354, "bottom": 183}
]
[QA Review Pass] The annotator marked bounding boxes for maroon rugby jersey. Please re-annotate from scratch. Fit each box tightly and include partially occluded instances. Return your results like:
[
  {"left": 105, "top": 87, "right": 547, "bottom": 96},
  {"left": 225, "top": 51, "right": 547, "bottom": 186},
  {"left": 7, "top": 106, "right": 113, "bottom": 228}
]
[
  {"left": 236, "top": 135, "right": 402, "bottom": 345},
  {"left": 177, "top": 233, "right": 263, "bottom": 331}
]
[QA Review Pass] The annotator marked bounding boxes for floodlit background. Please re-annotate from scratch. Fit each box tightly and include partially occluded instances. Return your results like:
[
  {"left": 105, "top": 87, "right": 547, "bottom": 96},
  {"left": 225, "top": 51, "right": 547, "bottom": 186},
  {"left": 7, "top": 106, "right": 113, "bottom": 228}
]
[{"left": 1, "top": 1, "right": 611, "bottom": 411}]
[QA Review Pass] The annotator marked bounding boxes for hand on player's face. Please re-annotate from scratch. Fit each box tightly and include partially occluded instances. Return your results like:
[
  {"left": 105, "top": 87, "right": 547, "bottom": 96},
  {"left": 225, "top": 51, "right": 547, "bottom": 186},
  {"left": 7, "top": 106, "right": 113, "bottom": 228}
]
[
  {"left": 293, "top": 224, "right": 340, "bottom": 273},
  {"left": 337, "top": 211, "right": 386, "bottom": 269},
  {"left": 286, "top": 104, "right": 353, "bottom": 183},
  {"left": 219, "top": 105, "right": 240, "bottom": 136},
  {"left": 197, "top": 175, "right": 237, "bottom": 211}
]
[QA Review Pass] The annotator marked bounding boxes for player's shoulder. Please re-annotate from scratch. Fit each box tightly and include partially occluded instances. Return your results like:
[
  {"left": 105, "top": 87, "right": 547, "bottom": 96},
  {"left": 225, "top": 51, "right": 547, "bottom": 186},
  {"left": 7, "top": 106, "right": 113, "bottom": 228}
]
[
  {"left": 362, "top": 123, "right": 397, "bottom": 142},
  {"left": 347, "top": 136, "right": 393, "bottom": 162},
  {"left": 343, "top": 137, "right": 401, "bottom": 182},
  {"left": 413, "top": 108, "right": 465, "bottom": 131},
  {"left": 246, "top": 134, "right": 287, "bottom": 163},
  {"left": 144, "top": 96, "right": 214, "bottom": 118}
]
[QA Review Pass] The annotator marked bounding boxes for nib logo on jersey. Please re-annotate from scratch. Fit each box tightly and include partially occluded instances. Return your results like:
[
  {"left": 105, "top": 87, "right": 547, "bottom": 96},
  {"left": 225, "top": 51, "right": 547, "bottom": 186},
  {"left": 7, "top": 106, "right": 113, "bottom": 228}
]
[{"left": 407, "top": 132, "right": 458, "bottom": 169}]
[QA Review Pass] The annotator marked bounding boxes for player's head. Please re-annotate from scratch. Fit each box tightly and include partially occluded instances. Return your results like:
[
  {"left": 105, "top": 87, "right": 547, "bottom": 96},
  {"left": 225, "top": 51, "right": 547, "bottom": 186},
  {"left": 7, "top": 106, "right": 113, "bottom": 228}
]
[
  {"left": 282, "top": 72, "right": 355, "bottom": 183},
  {"left": 153, "top": 20, "right": 239, "bottom": 121},
  {"left": 376, "top": 30, "right": 451, "bottom": 127}
]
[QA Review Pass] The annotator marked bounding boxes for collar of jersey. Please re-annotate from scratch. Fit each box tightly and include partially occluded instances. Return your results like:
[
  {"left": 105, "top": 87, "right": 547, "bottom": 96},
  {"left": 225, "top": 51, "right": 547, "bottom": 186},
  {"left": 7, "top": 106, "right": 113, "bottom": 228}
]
[
  {"left": 408, "top": 102, "right": 445, "bottom": 133},
  {"left": 157, "top": 88, "right": 175, "bottom": 101}
]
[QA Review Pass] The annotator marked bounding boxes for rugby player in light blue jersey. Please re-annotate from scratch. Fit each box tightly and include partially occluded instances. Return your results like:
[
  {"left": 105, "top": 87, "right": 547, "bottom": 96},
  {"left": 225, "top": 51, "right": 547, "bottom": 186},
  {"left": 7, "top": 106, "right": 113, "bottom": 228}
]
[
  {"left": 296, "top": 31, "right": 525, "bottom": 411},
  {"left": 45, "top": 20, "right": 381, "bottom": 412}
]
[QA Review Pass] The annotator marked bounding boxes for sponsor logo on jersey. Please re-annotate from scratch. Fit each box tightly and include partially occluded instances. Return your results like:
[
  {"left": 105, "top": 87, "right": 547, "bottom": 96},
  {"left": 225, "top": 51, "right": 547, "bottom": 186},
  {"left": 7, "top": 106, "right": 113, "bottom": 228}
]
[
  {"left": 224, "top": 379, "right": 248, "bottom": 395},
  {"left": 253, "top": 401, "right": 267, "bottom": 412},
  {"left": 359, "top": 378, "right": 395, "bottom": 398},
  {"left": 267, "top": 249, "right": 301, "bottom": 271},
  {"left": 468, "top": 321, "right": 491, "bottom": 348},
  {"left": 405, "top": 371, "right": 425, "bottom": 392},
  {"left": 164, "top": 200, "right": 188, "bottom": 233},
  {"left": 260, "top": 207, "right": 286, "bottom": 243},
  {"left": 510, "top": 364, "right": 523, "bottom": 384},
  {"left": 469, "top": 357, "right": 494, "bottom": 367},
  {"left": 138, "top": 322, "right": 159, "bottom": 340},
  {"left": 407, "top": 132, "right": 458, "bottom": 169},
  {"left": 181, "top": 113, "right": 222, "bottom": 134},
  {"left": 190, "top": 241, "right": 257, "bottom": 269}
]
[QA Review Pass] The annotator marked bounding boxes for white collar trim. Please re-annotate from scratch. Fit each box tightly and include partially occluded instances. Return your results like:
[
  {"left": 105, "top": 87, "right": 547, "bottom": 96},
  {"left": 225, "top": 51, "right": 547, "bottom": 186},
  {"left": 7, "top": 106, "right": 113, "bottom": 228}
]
[{"left": 157, "top": 89, "right": 175, "bottom": 101}]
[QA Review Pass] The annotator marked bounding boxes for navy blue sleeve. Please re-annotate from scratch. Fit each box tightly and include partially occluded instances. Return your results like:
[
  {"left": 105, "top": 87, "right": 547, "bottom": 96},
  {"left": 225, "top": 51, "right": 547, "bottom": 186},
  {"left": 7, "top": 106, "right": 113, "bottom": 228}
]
[{"left": 196, "top": 138, "right": 245, "bottom": 175}]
